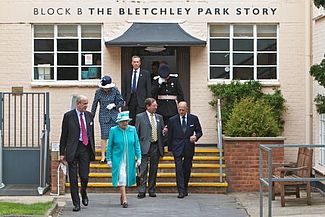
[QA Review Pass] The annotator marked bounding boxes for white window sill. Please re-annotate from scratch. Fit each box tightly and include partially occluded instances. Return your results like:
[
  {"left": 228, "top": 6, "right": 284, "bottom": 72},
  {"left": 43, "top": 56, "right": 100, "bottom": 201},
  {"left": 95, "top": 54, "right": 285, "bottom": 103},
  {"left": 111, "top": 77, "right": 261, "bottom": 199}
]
[
  {"left": 207, "top": 80, "right": 280, "bottom": 87},
  {"left": 31, "top": 81, "right": 99, "bottom": 87}
]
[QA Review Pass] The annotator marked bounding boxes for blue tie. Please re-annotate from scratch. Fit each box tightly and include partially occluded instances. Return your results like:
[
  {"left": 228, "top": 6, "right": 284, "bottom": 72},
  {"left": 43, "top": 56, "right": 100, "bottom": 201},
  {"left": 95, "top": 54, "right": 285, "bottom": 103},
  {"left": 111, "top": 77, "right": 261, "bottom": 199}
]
[{"left": 132, "top": 70, "right": 137, "bottom": 94}]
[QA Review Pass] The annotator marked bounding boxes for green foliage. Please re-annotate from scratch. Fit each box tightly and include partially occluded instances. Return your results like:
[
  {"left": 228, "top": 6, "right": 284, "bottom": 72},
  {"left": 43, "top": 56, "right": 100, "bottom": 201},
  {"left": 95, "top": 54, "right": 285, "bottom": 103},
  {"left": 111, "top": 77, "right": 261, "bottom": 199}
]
[
  {"left": 224, "top": 98, "right": 280, "bottom": 137},
  {"left": 314, "top": 0, "right": 325, "bottom": 8},
  {"left": 208, "top": 80, "right": 286, "bottom": 135},
  {"left": 208, "top": 80, "right": 263, "bottom": 127},
  {"left": 314, "top": 94, "right": 325, "bottom": 114},
  {"left": 310, "top": 59, "right": 325, "bottom": 114},
  {"left": 0, "top": 202, "right": 53, "bottom": 215}
]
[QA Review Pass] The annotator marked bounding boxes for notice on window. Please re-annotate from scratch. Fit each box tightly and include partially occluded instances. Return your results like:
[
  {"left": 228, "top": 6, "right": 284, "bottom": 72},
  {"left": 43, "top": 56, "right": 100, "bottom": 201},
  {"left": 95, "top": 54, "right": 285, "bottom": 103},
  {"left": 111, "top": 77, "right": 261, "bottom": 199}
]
[{"left": 85, "top": 54, "right": 93, "bottom": 65}]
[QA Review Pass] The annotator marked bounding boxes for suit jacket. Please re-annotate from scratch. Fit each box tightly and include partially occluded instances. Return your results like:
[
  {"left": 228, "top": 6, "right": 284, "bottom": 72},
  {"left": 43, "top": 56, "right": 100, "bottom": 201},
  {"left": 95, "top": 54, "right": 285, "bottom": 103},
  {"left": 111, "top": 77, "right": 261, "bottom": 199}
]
[
  {"left": 123, "top": 68, "right": 151, "bottom": 109},
  {"left": 167, "top": 113, "right": 202, "bottom": 157},
  {"left": 59, "top": 109, "right": 95, "bottom": 162},
  {"left": 135, "top": 112, "right": 165, "bottom": 156}
]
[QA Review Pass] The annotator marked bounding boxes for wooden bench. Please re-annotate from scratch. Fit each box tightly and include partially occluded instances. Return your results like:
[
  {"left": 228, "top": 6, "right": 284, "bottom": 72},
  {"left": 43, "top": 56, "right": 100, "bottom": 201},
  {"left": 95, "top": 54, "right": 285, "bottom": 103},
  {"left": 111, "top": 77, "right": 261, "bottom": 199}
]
[{"left": 272, "top": 147, "right": 313, "bottom": 207}]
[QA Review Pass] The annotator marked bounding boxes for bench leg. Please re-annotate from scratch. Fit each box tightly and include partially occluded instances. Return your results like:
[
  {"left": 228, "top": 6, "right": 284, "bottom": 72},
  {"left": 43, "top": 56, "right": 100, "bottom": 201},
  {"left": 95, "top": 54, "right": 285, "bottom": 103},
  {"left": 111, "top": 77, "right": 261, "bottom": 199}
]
[
  {"left": 272, "top": 181, "right": 275, "bottom": 200},
  {"left": 295, "top": 186, "right": 300, "bottom": 198},
  {"left": 280, "top": 183, "right": 285, "bottom": 207},
  {"left": 307, "top": 182, "right": 311, "bottom": 205}
]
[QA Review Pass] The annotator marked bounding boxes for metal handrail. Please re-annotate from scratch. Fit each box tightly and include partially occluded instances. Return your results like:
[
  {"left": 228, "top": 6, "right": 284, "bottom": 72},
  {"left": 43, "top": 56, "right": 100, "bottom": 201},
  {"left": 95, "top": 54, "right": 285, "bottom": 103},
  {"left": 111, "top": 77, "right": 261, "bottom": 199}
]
[
  {"left": 217, "top": 99, "right": 223, "bottom": 182},
  {"left": 259, "top": 144, "right": 325, "bottom": 217}
]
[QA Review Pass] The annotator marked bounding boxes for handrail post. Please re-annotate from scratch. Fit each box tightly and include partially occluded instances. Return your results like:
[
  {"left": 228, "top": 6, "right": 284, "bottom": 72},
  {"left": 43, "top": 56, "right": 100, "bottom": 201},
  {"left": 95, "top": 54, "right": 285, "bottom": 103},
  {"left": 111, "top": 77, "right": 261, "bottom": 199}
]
[
  {"left": 268, "top": 148, "right": 273, "bottom": 217},
  {"left": 0, "top": 92, "right": 4, "bottom": 189},
  {"left": 217, "top": 99, "right": 223, "bottom": 182}
]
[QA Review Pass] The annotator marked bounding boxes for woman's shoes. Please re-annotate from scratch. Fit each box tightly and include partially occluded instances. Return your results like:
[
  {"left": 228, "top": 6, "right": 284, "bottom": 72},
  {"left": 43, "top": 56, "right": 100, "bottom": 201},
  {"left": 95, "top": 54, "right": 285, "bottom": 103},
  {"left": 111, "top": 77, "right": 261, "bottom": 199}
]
[
  {"left": 99, "top": 158, "right": 107, "bottom": 164},
  {"left": 122, "top": 202, "right": 128, "bottom": 208},
  {"left": 120, "top": 196, "right": 123, "bottom": 205}
]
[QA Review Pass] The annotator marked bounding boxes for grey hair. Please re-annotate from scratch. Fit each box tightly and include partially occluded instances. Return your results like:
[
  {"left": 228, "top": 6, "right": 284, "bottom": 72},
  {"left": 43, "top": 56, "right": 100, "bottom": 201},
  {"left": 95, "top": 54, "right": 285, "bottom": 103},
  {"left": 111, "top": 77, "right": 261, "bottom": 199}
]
[{"left": 75, "top": 95, "right": 87, "bottom": 104}]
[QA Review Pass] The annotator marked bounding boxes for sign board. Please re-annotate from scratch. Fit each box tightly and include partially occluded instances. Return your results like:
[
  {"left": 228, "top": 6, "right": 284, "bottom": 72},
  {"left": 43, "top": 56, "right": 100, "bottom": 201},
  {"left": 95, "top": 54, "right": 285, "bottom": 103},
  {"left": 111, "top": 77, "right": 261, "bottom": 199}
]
[{"left": 12, "top": 86, "right": 23, "bottom": 95}]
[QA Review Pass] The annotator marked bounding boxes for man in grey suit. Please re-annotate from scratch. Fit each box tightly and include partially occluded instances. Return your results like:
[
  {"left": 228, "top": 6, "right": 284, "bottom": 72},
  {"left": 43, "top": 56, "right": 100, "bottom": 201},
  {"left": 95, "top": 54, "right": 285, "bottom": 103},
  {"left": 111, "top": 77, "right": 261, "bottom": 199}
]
[{"left": 135, "top": 98, "right": 167, "bottom": 198}]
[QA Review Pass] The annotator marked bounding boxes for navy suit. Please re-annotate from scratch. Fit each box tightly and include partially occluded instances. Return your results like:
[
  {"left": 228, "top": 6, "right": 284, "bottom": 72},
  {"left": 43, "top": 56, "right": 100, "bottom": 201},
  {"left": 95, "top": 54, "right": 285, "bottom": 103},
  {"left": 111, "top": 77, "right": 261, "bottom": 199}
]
[
  {"left": 122, "top": 68, "right": 151, "bottom": 124},
  {"left": 168, "top": 113, "right": 202, "bottom": 194}
]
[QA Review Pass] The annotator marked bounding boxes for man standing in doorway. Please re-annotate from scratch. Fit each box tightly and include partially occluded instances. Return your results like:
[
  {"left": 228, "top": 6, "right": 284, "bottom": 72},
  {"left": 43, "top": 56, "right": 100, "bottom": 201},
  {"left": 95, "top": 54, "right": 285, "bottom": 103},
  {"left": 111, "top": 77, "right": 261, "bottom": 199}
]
[
  {"left": 135, "top": 98, "right": 167, "bottom": 198},
  {"left": 59, "top": 95, "right": 95, "bottom": 212},
  {"left": 168, "top": 101, "right": 202, "bottom": 199},
  {"left": 123, "top": 55, "right": 151, "bottom": 125},
  {"left": 152, "top": 64, "right": 184, "bottom": 126}
]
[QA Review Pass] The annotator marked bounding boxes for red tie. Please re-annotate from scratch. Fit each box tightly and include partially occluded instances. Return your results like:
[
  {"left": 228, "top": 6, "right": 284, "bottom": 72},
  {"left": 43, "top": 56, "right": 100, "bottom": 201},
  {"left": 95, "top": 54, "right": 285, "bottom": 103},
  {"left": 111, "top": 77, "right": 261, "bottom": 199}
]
[{"left": 80, "top": 113, "right": 88, "bottom": 145}]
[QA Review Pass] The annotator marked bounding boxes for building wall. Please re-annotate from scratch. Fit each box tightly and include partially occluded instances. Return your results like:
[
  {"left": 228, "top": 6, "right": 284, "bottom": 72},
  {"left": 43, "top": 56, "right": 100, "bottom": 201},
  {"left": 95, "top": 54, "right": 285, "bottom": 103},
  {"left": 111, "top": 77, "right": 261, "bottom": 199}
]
[
  {"left": 312, "top": 7, "right": 325, "bottom": 172},
  {"left": 0, "top": 0, "right": 309, "bottom": 149}
]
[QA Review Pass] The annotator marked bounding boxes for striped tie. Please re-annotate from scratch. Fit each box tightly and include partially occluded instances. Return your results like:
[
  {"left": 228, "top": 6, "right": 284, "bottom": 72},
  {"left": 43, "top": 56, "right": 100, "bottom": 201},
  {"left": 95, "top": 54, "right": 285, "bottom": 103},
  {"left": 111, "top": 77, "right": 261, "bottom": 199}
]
[{"left": 150, "top": 113, "right": 158, "bottom": 142}]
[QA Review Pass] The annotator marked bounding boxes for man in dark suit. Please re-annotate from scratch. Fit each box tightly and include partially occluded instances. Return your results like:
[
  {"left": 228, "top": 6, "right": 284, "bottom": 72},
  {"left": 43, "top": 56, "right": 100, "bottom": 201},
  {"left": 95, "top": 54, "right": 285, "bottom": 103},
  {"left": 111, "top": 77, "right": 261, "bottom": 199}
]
[
  {"left": 168, "top": 101, "right": 202, "bottom": 198},
  {"left": 123, "top": 55, "right": 152, "bottom": 125},
  {"left": 59, "top": 95, "right": 95, "bottom": 212},
  {"left": 135, "top": 98, "right": 167, "bottom": 198}
]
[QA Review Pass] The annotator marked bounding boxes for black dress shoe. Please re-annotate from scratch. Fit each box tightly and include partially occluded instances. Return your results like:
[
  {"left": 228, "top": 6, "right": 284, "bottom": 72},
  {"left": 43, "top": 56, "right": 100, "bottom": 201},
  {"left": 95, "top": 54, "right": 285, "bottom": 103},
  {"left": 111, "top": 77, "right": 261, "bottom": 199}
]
[
  {"left": 184, "top": 192, "right": 188, "bottom": 196},
  {"left": 137, "top": 193, "right": 146, "bottom": 199},
  {"left": 149, "top": 192, "right": 157, "bottom": 197},
  {"left": 122, "top": 202, "right": 128, "bottom": 208},
  {"left": 81, "top": 195, "right": 89, "bottom": 206},
  {"left": 99, "top": 158, "right": 107, "bottom": 164},
  {"left": 177, "top": 193, "right": 185, "bottom": 199},
  {"left": 73, "top": 205, "right": 80, "bottom": 212}
]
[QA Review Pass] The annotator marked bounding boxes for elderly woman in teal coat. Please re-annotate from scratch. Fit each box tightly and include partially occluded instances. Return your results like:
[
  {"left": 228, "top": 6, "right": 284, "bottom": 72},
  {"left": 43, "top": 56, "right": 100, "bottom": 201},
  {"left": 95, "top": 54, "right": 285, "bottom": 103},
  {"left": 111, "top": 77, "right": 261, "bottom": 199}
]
[{"left": 106, "top": 111, "right": 141, "bottom": 208}]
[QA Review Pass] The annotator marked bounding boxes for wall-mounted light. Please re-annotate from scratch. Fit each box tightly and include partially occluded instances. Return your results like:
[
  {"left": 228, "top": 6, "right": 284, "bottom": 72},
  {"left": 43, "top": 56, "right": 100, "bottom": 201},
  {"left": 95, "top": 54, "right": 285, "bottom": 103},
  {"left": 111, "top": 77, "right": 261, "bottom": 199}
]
[{"left": 144, "top": 46, "right": 166, "bottom": 53}]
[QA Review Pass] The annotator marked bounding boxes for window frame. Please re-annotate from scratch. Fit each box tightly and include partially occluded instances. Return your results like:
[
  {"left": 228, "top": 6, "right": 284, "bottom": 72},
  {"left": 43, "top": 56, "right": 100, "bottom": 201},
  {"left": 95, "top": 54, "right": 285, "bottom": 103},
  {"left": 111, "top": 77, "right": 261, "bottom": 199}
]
[
  {"left": 208, "top": 24, "right": 279, "bottom": 82},
  {"left": 32, "top": 24, "right": 103, "bottom": 82}
]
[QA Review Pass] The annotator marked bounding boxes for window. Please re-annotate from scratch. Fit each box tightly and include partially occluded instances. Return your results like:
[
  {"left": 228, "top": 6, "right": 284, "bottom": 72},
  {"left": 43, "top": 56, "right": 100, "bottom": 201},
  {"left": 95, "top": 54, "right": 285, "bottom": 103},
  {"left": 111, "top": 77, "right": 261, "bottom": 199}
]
[
  {"left": 209, "top": 24, "right": 278, "bottom": 81},
  {"left": 33, "top": 24, "right": 102, "bottom": 81},
  {"left": 320, "top": 114, "right": 325, "bottom": 166}
]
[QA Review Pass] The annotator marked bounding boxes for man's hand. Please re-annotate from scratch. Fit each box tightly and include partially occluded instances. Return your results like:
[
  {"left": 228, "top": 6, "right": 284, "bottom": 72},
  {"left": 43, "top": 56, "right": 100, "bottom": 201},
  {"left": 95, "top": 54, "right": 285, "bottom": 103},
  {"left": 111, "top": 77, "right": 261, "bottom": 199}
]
[
  {"left": 163, "top": 125, "right": 168, "bottom": 136},
  {"left": 190, "top": 135, "right": 197, "bottom": 143}
]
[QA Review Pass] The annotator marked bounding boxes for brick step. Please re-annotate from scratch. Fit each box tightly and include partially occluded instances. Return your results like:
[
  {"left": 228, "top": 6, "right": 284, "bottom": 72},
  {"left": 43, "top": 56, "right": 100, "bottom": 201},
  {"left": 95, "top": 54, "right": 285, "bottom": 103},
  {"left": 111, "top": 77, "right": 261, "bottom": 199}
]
[
  {"left": 95, "top": 156, "right": 223, "bottom": 161},
  {"left": 66, "top": 182, "right": 228, "bottom": 188},
  {"left": 95, "top": 148, "right": 223, "bottom": 157},
  {"left": 90, "top": 163, "right": 225, "bottom": 169},
  {"left": 88, "top": 172, "right": 226, "bottom": 183},
  {"left": 89, "top": 172, "right": 225, "bottom": 178},
  {"left": 90, "top": 168, "right": 224, "bottom": 174}
]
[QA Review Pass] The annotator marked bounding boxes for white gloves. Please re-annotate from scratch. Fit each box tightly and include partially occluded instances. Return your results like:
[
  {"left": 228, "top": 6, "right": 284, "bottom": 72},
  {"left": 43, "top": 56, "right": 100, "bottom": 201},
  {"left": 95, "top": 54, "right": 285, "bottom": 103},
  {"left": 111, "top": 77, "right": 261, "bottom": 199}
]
[
  {"left": 106, "top": 103, "right": 116, "bottom": 110},
  {"left": 158, "top": 77, "right": 166, "bottom": 85},
  {"left": 136, "top": 159, "right": 141, "bottom": 167},
  {"left": 107, "top": 160, "right": 112, "bottom": 167}
]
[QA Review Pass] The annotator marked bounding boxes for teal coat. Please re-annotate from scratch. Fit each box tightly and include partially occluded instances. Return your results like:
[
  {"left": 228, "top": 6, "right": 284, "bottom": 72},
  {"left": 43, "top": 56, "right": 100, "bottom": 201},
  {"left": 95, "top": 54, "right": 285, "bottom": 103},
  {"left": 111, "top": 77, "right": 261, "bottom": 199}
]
[{"left": 106, "top": 125, "right": 142, "bottom": 187}]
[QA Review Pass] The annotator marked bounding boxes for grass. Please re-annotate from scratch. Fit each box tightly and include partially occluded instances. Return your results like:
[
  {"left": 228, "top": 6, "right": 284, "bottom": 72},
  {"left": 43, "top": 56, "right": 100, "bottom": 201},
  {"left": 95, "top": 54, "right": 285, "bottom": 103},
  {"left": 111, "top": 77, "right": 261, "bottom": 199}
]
[{"left": 0, "top": 201, "right": 53, "bottom": 215}]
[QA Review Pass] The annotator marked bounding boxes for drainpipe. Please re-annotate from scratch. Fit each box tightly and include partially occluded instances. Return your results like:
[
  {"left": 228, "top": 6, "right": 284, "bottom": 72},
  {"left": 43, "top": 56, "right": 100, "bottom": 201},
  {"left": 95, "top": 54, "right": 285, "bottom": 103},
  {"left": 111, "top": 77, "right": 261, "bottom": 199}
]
[{"left": 305, "top": 0, "right": 313, "bottom": 144}]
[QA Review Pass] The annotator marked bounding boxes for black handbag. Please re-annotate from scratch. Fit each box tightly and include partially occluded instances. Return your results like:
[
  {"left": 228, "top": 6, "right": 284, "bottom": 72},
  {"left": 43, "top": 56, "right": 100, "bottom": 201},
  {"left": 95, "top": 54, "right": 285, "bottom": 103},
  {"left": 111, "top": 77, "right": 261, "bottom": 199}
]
[{"left": 136, "top": 166, "right": 142, "bottom": 186}]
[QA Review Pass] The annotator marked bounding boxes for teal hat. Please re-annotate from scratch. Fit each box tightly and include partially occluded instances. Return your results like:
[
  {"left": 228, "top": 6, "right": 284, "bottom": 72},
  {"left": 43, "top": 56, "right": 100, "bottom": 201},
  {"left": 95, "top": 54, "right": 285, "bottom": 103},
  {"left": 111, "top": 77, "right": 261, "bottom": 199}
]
[{"left": 116, "top": 111, "right": 132, "bottom": 123}]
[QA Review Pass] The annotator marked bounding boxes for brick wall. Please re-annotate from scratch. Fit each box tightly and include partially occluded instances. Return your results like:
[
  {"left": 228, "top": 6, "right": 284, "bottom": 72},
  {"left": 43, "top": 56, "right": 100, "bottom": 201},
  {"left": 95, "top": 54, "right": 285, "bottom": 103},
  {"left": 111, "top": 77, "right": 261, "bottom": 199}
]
[{"left": 224, "top": 137, "right": 284, "bottom": 192}]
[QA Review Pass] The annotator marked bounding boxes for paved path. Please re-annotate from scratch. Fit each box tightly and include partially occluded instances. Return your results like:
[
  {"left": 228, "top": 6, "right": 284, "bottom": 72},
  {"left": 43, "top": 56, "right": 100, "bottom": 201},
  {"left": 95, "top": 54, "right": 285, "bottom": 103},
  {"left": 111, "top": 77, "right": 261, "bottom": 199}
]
[{"left": 59, "top": 193, "right": 248, "bottom": 217}]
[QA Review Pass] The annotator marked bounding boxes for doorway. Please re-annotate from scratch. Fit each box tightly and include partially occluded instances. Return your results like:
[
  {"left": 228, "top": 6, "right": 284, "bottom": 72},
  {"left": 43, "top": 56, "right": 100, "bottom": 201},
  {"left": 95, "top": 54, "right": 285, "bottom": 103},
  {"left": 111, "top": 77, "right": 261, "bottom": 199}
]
[{"left": 121, "top": 47, "right": 190, "bottom": 107}]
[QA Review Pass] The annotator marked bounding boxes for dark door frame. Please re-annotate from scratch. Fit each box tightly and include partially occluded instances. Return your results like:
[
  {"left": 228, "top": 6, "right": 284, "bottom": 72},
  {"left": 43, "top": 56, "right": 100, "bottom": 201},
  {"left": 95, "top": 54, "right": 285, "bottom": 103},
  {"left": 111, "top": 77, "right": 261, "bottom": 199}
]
[{"left": 121, "top": 47, "right": 191, "bottom": 109}]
